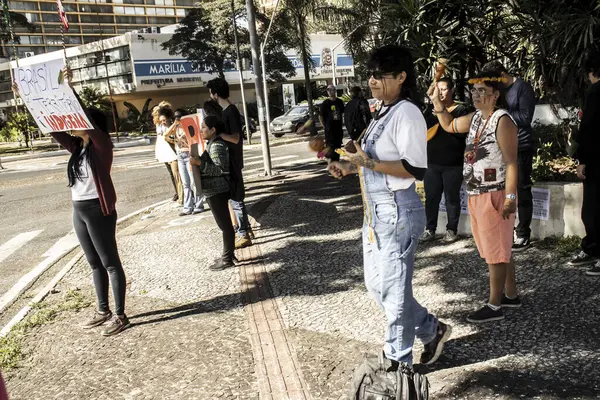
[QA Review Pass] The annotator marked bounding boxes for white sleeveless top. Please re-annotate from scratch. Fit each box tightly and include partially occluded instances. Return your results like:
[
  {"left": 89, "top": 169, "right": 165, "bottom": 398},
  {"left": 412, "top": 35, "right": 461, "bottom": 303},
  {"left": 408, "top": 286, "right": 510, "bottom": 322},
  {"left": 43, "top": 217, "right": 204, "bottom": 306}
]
[{"left": 463, "top": 109, "right": 515, "bottom": 195}]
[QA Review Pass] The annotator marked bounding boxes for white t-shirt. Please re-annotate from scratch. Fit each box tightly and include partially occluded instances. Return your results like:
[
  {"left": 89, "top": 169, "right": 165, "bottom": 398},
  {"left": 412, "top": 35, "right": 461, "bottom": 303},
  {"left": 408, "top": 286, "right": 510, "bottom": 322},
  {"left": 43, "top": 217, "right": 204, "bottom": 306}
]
[
  {"left": 362, "top": 100, "right": 428, "bottom": 191},
  {"left": 71, "top": 149, "right": 99, "bottom": 201},
  {"left": 155, "top": 124, "right": 177, "bottom": 163}
]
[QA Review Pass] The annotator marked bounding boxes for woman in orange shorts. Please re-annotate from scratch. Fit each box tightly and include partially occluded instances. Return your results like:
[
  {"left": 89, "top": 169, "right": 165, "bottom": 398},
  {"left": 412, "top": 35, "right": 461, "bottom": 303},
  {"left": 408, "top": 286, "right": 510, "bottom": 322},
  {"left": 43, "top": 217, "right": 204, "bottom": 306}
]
[{"left": 429, "top": 71, "right": 520, "bottom": 323}]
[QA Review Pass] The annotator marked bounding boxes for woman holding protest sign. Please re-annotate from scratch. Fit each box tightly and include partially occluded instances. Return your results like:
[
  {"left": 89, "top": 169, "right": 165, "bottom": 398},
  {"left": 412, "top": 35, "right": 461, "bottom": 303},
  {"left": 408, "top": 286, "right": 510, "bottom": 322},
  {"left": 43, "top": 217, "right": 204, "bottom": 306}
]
[
  {"left": 190, "top": 115, "right": 235, "bottom": 271},
  {"left": 13, "top": 68, "right": 130, "bottom": 336},
  {"left": 173, "top": 110, "right": 205, "bottom": 216}
]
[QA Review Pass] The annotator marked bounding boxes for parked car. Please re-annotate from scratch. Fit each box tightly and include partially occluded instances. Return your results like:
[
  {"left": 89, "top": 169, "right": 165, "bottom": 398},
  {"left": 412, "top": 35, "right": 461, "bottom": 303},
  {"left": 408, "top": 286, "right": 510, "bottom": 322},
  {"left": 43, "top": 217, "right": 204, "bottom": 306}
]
[{"left": 270, "top": 102, "right": 323, "bottom": 138}]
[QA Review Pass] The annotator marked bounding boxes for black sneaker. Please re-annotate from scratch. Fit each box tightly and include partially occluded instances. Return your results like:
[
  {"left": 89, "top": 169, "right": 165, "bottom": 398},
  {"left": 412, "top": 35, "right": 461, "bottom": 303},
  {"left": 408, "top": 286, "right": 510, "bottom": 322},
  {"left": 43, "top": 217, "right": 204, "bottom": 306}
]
[
  {"left": 467, "top": 304, "right": 504, "bottom": 323},
  {"left": 420, "top": 321, "right": 452, "bottom": 365},
  {"left": 501, "top": 294, "right": 522, "bottom": 308},
  {"left": 209, "top": 258, "right": 235, "bottom": 271},
  {"left": 81, "top": 310, "right": 112, "bottom": 329},
  {"left": 568, "top": 251, "right": 597, "bottom": 266},
  {"left": 512, "top": 237, "right": 531, "bottom": 252},
  {"left": 101, "top": 315, "right": 130, "bottom": 336},
  {"left": 585, "top": 261, "right": 600, "bottom": 276},
  {"left": 171, "top": 194, "right": 179, "bottom": 202}
]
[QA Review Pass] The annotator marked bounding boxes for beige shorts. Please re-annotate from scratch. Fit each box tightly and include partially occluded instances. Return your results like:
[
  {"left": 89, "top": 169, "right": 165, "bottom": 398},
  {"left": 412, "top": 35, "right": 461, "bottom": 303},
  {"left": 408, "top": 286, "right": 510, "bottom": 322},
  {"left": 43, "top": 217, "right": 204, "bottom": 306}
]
[{"left": 468, "top": 190, "right": 515, "bottom": 265}]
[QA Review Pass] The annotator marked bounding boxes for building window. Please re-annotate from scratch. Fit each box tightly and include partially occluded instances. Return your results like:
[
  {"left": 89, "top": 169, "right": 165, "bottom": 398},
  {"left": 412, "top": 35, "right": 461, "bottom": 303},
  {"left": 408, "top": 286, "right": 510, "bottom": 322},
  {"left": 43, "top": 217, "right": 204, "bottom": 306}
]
[
  {"left": 176, "top": 0, "right": 196, "bottom": 5},
  {"left": 40, "top": 3, "right": 77, "bottom": 12},
  {"left": 29, "top": 36, "right": 44, "bottom": 45},
  {"left": 44, "top": 24, "right": 81, "bottom": 33},
  {"left": 41, "top": 13, "right": 61, "bottom": 22},
  {"left": 123, "top": 0, "right": 144, "bottom": 4},
  {"left": 148, "top": 16, "right": 176, "bottom": 24},
  {"left": 79, "top": 4, "right": 114, "bottom": 13},
  {"left": 8, "top": 2, "right": 38, "bottom": 10},
  {"left": 146, "top": 7, "right": 157, "bottom": 14},
  {"left": 114, "top": 6, "right": 124, "bottom": 13},
  {"left": 165, "top": 8, "right": 175, "bottom": 16},
  {"left": 24, "top": 12, "right": 40, "bottom": 22},
  {"left": 116, "top": 16, "right": 146, "bottom": 24},
  {"left": 81, "top": 26, "right": 116, "bottom": 34},
  {"left": 176, "top": 8, "right": 186, "bottom": 16},
  {"left": 80, "top": 14, "right": 114, "bottom": 23},
  {"left": 116, "top": 26, "right": 141, "bottom": 34}
]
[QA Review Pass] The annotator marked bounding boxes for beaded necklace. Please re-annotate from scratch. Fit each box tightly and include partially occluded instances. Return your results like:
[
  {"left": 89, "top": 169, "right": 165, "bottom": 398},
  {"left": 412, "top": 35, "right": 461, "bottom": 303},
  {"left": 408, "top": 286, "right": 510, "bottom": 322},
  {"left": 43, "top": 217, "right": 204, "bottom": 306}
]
[{"left": 465, "top": 110, "right": 495, "bottom": 164}]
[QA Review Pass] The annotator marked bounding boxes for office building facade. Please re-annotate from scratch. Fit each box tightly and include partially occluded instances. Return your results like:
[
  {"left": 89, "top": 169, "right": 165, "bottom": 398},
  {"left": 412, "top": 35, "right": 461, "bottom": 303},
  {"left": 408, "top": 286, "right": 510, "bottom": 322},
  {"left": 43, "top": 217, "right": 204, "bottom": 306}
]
[{"left": 2, "top": 0, "right": 194, "bottom": 59}]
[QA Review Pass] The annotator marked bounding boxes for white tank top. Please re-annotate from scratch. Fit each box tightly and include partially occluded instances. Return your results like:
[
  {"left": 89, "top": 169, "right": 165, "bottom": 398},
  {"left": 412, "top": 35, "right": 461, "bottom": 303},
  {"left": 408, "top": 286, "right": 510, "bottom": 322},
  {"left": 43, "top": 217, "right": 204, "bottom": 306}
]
[
  {"left": 463, "top": 109, "right": 514, "bottom": 195},
  {"left": 71, "top": 148, "right": 99, "bottom": 201}
]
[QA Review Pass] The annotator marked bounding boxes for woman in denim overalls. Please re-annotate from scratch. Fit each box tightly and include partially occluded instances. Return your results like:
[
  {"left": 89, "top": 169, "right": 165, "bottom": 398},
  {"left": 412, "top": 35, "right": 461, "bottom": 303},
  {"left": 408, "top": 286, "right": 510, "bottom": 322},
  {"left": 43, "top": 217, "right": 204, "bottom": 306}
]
[{"left": 329, "top": 45, "right": 452, "bottom": 368}]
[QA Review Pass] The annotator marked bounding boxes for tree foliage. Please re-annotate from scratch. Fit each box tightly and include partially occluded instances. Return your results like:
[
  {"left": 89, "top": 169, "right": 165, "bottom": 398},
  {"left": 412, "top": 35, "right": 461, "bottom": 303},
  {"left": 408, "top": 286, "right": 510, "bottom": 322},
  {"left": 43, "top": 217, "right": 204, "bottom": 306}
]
[
  {"left": 332, "top": 0, "right": 600, "bottom": 106},
  {"left": 162, "top": 0, "right": 295, "bottom": 81},
  {"left": 120, "top": 99, "right": 154, "bottom": 134},
  {"left": 0, "top": 110, "right": 36, "bottom": 147}
]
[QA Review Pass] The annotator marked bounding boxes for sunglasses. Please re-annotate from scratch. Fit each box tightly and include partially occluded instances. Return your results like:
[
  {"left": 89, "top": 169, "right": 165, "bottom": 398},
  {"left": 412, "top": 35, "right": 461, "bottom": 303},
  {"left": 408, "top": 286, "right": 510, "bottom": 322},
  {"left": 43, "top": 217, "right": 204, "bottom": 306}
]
[{"left": 369, "top": 70, "right": 398, "bottom": 80}]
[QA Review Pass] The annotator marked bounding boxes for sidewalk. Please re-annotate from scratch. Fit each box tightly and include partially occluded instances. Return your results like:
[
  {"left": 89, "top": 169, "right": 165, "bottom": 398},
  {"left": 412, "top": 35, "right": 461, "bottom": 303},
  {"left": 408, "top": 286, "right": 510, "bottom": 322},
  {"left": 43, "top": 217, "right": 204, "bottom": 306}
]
[{"left": 3, "top": 161, "right": 600, "bottom": 400}]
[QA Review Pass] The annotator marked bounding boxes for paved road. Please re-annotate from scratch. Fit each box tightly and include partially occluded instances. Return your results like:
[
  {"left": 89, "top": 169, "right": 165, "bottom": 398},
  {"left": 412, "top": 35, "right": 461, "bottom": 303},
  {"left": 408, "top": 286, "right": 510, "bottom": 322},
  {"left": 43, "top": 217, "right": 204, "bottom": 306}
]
[{"left": 0, "top": 140, "right": 315, "bottom": 299}]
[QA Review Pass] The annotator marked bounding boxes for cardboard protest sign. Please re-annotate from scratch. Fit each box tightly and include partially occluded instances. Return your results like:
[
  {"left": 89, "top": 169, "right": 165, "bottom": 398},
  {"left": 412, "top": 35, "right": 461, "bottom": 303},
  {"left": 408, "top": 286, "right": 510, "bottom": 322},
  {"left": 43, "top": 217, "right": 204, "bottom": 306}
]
[
  {"left": 180, "top": 111, "right": 207, "bottom": 196},
  {"left": 13, "top": 58, "right": 94, "bottom": 134}
]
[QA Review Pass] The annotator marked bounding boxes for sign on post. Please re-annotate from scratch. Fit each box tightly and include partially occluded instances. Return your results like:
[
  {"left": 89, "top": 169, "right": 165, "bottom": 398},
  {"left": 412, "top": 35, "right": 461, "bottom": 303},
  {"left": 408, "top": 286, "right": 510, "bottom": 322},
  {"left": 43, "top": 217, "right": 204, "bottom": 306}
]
[
  {"left": 180, "top": 111, "right": 206, "bottom": 197},
  {"left": 13, "top": 58, "right": 94, "bottom": 134}
]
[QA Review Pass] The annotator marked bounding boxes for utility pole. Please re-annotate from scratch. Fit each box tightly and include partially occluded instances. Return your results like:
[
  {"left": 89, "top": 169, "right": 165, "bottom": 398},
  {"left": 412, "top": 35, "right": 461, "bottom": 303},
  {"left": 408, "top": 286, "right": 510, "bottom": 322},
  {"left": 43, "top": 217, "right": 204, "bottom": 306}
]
[
  {"left": 245, "top": 0, "right": 272, "bottom": 175},
  {"left": 231, "top": 0, "right": 252, "bottom": 145}
]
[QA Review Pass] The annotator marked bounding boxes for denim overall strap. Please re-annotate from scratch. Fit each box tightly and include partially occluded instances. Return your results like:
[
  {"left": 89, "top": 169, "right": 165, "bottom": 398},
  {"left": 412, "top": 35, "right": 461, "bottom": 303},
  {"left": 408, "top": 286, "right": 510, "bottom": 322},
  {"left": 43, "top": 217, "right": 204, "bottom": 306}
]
[{"left": 358, "top": 101, "right": 406, "bottom": 243}]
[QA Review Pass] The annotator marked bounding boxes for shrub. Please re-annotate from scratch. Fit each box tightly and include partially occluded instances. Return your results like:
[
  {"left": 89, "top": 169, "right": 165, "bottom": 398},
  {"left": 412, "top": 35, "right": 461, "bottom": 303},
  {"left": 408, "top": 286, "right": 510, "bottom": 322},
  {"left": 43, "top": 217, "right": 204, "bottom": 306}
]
[{"left": 531, "top": 122, "right": 578, "bottom": 182}]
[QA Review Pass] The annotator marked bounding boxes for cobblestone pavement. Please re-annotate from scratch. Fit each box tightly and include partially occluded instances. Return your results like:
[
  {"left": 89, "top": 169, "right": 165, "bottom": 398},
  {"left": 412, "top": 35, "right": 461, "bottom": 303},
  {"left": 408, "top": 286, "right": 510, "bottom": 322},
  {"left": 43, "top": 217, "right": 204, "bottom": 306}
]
[{"left": 4, "top": 160, "right": 600, "bottom": 399}]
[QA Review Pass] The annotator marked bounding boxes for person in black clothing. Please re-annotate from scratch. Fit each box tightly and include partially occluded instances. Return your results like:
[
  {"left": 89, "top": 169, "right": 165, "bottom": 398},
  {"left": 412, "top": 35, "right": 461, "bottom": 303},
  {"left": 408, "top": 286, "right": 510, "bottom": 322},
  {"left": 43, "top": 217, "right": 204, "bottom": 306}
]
[
  {"left": 206, "top": 78, "right": 253, "bottom": 250},
  {"left": 482, "top": 61, "right": 536, "bottom": 251},
  {"left": 344, "top": 86, "right": 372, "bottom": 141},
  {"left": 570, "top": 51, "right": 600, "bottom": 275},
  {"left": 320, "top": 84, "right": 345, "bottom": 162},
  {"left": 420, "top": 78, "right": 469, "bottom": 243}
]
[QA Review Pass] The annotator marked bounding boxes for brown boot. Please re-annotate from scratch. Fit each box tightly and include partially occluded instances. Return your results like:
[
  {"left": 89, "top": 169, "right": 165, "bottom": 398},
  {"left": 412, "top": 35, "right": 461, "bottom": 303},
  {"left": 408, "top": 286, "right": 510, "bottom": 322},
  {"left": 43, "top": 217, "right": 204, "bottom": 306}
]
[{"left": 235, "top": 235, "right": 252, "bottom": 249}]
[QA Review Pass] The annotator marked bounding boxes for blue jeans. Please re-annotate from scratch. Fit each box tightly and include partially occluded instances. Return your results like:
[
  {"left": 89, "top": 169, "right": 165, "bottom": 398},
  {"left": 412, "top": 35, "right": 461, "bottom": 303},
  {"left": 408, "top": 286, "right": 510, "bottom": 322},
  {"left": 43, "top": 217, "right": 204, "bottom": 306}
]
[
  {"left": 229, "top": 199, "right": 250, "bottom": 237},
  {"left": 363, "top": 187, "right": 438, "bottom": 366},
  {"left": 177, "top": 152, "right": 205, "bottom": 213}
]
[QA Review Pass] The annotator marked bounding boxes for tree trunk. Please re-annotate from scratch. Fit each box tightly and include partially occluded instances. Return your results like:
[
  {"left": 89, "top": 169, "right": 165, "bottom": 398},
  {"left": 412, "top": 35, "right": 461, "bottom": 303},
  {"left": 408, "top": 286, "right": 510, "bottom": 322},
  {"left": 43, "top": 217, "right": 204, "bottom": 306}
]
[{"left": 296, "top": 15, "right": 317, "bottom": 136}]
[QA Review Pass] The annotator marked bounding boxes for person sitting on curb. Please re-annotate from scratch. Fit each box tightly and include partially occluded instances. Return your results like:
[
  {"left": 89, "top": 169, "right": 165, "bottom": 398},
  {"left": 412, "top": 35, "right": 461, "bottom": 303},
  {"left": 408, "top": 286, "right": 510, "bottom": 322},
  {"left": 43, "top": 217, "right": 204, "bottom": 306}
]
[
  {"left": 420, "top": 77, "right": 469, "bottom": 244},
  {"left": 570, "top": 51, "right": 600, "bottom": 275},
  {"left": 190, "top": 116, "right": 235, "bottom": 271},
  {"left": 430, "top": 71, "right": 521, "bottom": 323}
]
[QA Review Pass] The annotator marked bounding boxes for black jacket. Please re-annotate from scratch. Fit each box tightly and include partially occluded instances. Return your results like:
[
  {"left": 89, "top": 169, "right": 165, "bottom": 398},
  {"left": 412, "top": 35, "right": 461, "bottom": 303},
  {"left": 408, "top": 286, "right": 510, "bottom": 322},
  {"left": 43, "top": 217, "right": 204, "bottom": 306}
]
[{"left": 576, "top": 81, "right": 600, "bottom": 177}]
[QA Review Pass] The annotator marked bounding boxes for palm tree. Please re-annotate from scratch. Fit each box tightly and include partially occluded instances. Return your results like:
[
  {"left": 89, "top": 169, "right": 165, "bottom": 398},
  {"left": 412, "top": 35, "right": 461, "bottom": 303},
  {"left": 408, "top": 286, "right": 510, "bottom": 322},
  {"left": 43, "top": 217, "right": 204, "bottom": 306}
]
[{"left": 120, "top": 99, "right": 154, "bottom": 135}]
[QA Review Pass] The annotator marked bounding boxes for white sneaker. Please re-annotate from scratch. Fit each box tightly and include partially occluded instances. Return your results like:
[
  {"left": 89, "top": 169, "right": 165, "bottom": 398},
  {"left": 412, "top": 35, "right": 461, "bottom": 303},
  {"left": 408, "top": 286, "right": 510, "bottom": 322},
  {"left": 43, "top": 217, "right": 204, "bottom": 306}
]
[
  {"left": 419, "top": 230, "right": 436, "bottom": 243},
  {"left": 442, "top": 230, "right": 458, "bottom": 243}
]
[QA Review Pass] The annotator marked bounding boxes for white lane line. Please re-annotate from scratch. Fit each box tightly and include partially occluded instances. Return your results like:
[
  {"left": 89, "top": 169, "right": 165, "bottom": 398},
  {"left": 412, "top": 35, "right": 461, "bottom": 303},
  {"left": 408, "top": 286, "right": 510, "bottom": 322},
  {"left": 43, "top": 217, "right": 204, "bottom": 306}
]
[
  {"left": 244, "top": 155, "right": 265, "bottom": 161},
  {"left": 244, "top": 155, "right": 297, "bottom": 167},
  {"left": 0, "top": 230, "right": 44, "bottom": 264}
]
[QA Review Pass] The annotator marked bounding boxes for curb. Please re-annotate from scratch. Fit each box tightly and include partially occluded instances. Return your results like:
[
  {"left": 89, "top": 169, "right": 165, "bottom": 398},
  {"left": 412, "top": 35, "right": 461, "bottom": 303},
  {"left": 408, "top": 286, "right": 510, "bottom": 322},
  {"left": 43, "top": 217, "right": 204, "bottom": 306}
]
[
  {"left": 2, "top": 139, "right": 152, "bottom": 163},
  {"left": 0, "top": 198, "right": 171, "bottom": 338}
]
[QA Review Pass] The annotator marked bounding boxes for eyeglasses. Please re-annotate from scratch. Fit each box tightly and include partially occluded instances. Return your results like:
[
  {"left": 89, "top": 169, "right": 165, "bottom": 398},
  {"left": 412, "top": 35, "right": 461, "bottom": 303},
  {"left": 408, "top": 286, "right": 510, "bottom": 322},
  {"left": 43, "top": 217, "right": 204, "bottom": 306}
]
[
  {"left": 469, "top": 87, "right": 494, "bottom": 96},
  {"left": 369, "top": 70, "right": 397, "bottom": 80}
]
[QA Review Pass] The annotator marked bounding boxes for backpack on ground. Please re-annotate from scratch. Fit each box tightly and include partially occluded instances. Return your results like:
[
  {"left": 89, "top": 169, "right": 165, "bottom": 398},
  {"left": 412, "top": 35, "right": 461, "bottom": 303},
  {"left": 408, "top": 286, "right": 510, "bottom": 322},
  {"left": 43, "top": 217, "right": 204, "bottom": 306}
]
[{"left": 350, "top": 352, "right": 429, "bottom": 400}]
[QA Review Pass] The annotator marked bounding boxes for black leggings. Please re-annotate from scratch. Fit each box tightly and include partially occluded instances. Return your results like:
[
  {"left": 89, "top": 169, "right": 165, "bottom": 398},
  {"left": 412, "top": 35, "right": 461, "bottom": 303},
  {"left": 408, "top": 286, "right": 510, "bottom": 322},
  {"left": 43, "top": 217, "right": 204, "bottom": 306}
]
[
  {"left": 73, "top": 199, "right": 126, "bottom": 316},
  {"left": 206, "top": 192, "right": 235, "bottom": 262}
]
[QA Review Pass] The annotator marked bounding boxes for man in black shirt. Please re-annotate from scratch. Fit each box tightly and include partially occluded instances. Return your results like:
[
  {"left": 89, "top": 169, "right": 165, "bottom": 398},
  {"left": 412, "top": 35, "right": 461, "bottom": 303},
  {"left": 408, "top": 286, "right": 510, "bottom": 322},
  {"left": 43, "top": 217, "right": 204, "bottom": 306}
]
[
  {"left": 421, "top": 78, "right": 468, "bottom": 243},
  {"left": 571, "top": 52, "right": 600, "bottom": 274},
  {"left": 320, "top": 85, "right": 345, "bottom": 161},
  {"left": 344, "top": 86, "right": 372, "bottom": 141},
  {"left": 207, "top": 78, "right": 253, "bottom": 250}
]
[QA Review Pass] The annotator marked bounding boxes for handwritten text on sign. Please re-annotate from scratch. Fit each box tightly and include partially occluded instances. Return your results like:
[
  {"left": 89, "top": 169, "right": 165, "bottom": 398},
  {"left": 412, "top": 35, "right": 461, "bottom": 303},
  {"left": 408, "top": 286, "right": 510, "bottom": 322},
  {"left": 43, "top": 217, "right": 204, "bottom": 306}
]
[{"left": 13, "top": 59, "right": 94, "bottom": 133}]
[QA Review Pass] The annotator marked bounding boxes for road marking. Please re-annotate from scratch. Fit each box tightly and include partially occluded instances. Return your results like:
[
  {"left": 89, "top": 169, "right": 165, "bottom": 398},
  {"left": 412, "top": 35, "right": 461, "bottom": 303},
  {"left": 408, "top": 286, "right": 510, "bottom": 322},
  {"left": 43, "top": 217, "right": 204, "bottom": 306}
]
[
  {"left": 244, "top": 155, "right": 297, "bottom": 167},
  {"left": 0, "top": 199, "right": 171, "bottom": 337},
  {"left": 0, "top": 230, "right": 43, "bottom": 264}
]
